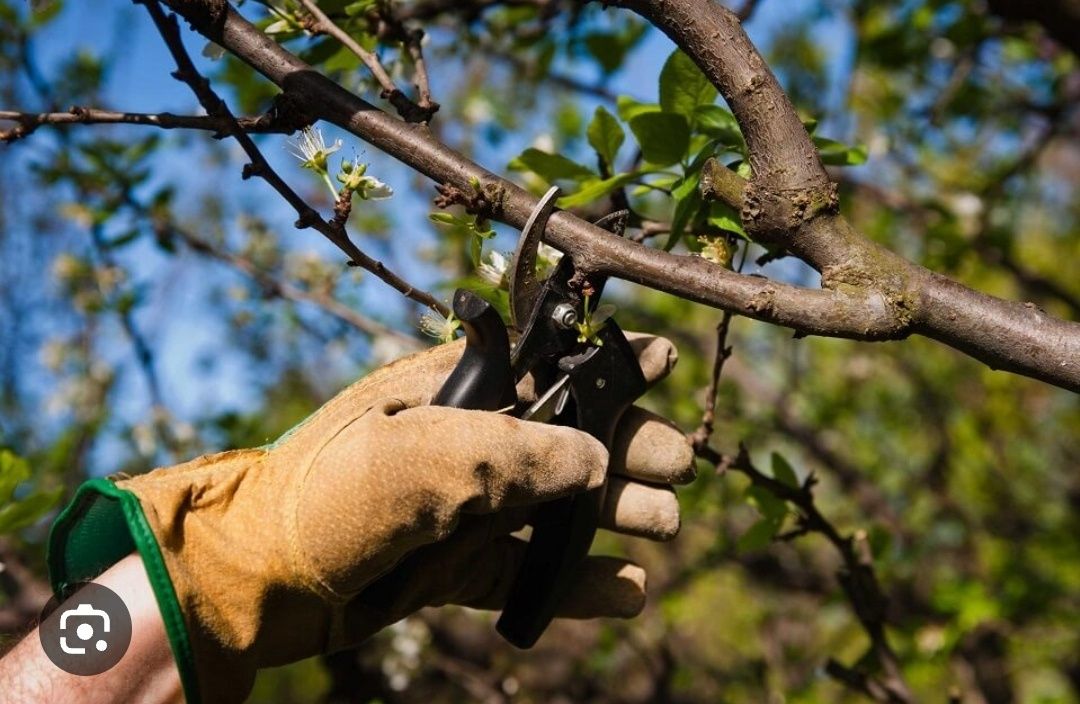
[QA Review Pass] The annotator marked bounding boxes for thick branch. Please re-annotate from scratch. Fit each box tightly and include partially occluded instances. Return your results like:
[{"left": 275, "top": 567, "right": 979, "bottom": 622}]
[{"left": 155, "top": 0, "right": 1080, "bottom": 391}]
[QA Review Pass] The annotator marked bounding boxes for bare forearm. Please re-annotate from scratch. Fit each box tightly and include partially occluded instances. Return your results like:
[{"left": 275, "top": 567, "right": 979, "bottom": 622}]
[{"left": 0, "top": 553, "right": 182, "bottom": 704}]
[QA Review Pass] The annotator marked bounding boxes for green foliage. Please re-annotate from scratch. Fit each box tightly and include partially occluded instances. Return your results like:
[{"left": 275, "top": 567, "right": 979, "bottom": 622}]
[
  {"left": 0, "top": 450, "right": 61, "bottom": 535},
  {"left": 586, "top": 106, "right": 624, "bottom": 169},
  {"left": 628, "top": 111, "right": 690, "bottom": 167},
  {"left": 659, "top": 49, "right": 717, "bottom": 119}
]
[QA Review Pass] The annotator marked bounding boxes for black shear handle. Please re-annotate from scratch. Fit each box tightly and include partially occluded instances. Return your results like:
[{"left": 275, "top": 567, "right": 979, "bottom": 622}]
[
  {"left": 496, "top": 323, "right": 645, "bottom": 648},
  {"left": 433, "top": 291, "right": 645, "bottom": 649},
  {"left": 431, "top": 289, "right": 516, "bottom": 410}
]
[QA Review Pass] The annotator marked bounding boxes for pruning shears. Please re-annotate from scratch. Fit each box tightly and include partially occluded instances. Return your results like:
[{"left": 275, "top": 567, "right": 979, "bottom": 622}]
[{"left": 432, "top": 186, "right": 647, "bottom": 648}]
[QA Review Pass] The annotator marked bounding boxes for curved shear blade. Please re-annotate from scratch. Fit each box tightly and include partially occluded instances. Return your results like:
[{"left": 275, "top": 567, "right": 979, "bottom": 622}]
[{"left": 508, "top": 186, "right": 561, "bottom": 330}]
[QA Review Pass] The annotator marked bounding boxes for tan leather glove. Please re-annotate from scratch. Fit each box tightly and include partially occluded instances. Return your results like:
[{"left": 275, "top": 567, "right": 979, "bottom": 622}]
[{"left": 47, "top": 334, "right": 692, "bottom": 704}]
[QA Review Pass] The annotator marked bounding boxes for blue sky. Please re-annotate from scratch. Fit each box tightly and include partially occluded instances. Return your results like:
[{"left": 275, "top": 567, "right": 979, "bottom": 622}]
[{"left": 10, "top": 0, "right": 857, "bottom": 472}]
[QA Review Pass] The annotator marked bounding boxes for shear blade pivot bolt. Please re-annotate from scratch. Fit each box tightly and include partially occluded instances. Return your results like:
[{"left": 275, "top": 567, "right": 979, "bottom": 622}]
[{"left": 552, "top": 303, "right": 578, "bottom": 329}]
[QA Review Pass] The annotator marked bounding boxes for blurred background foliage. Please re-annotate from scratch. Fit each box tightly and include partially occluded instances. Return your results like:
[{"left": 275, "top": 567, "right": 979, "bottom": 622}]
[{"left": 1, "top": 0, "right": 1078, "bottom": 702}]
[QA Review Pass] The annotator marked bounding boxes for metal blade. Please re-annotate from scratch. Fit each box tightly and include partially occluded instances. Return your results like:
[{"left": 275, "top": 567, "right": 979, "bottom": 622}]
[
  {"left": 592, "top": 209, "right": 629, "bottom": 237},
  {"left": 518, "top": 373, "right": 571, "bottom": 424},
  {"left": 508, "top": 186, "right": 561, "bottom": 330}
]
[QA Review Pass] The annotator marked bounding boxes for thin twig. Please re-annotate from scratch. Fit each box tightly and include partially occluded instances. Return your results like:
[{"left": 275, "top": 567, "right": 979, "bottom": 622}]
[
  {"left": 136, "top": 0, "right": 448, "bottom": 316},
  {"left": 153, "top": 211, "right": 422, "bottom": 349},
  {"left": 86, "top": 223, "right": 181, "bottom": 461},
  {"left": 698, "top": 444, "right": 914, "bottom": 703},
  {"left": 0, "top": 107, "right": 289, "bottom": 143},
  {"left": 688, "top": 311, "right": 734, "bottom": 450},
  {"left": 297, "top": 0, "right": 434, "bottom": 123},
  {"left": 372, "top": 3, "right": 440, "bottom": 118}
]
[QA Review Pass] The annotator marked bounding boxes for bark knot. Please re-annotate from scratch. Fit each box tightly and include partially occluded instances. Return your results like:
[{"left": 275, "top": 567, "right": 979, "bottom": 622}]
[{"left": 742, "top": 181, "right": 839, "bottom": 246}]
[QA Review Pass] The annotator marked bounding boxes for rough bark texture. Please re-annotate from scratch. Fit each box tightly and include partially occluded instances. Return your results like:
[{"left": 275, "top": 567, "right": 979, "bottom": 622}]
[{"left": 157, "top": 0, "right": 1080, "bottom": 392}]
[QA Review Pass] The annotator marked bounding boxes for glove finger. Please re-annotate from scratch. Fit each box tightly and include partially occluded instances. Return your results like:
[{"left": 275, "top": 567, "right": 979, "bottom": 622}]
[
  {"left": 440, "top": 531, "right": 647, "bottom": 619},
  {"left": 625, "top": 332, "right": 678, "bottom": 387},
  {"left": 609, "top": 406, "right": 696, "bottom": 485},
  {"left": 515, "top": 333, "right": 678, "bottom": 405},
  {"left": 364, "top": 402, "right": 607, "bottom": 520},
  {"left": 600, "top": 476, "right": 680, "bottom": 541},
  {"left": 343, "top": 521, "right": 645, "bottom": 646}
]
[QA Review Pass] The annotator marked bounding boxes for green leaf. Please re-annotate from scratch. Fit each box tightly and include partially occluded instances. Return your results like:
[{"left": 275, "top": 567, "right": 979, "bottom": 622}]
[
  {"left": 659, "top": 49, "right": 717, "bottom": 119},
  {"left": 814, "top": 136, "right": 868, "bottom": 166},
  {"left": 470, "top": 235, "right": 483, "bottom": 268},
  {"left": 0, "top": 450, "right": 31, "bottom": 504},
  {"left": 344, "top": 0, "right": 377, "bottom": 16},
  {"left": 428, "top": 212, "right": 458, "bottom": 225},
  {"left": 771, "top": 452, "right": 799, "bottom": 489},
  {"left": 628, "top": 112, "right": 690, "bottom": 167},
  {"left": 587, "top": 106, "right": 625, "bottom": 168},
  {"left": 738, "top": 516, "right": 781, "bottom": 552},
  {"left": 694, "top": 105, "right": 745, "bottom": 151},
  {"left": 0, "top": 488, "right": 63, "bottom": 535},
  {"left": 558, "top": 173, "right": 638, "bottom": 208},
  {"left": 746, "top": 485, "right": 787, "bottom": 522},
  {"left": 616, "top": 95, "right": 660, "bottom": 122},
  {"left": 508, "top": 148, "right": 595, "bottom": 183},
  {"left": 665, "top": 170, "right": 703, "bottom": 250},
  {"left": 707, "top": 202, "right": 747, "bottom": 238}
]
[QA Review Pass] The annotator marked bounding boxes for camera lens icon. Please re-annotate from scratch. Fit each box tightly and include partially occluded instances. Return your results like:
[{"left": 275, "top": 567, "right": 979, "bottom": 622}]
[
  {"left": 59, "top": 603, "right": 112, "bottom": 655},
  {"left": 40, "top": 582, "right": 132, "bottom": 676}
]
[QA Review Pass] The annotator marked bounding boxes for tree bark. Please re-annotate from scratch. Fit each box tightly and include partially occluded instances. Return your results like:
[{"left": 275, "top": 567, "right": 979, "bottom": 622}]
[{"left": 157, "top": 0, "right": 1080, "bottom": 392}]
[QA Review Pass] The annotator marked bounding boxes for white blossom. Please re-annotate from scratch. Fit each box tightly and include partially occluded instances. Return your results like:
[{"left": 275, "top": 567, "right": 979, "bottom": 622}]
[
  {"left": 477, "top": 250, "right": 510, "bottom": 287},
  {"left": 419, "top": 308, "right": 460, "bottom": 344}
]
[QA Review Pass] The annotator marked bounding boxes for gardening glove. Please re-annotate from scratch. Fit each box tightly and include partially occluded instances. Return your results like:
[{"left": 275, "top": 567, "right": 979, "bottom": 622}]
[{"left": 47, "top": 333, "right": 693, "bottom": 704}]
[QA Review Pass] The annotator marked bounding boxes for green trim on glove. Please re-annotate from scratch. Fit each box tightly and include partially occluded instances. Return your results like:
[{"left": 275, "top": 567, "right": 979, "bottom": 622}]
[{"left": 47, "top": 478, "right": 200, "bottom": 703}]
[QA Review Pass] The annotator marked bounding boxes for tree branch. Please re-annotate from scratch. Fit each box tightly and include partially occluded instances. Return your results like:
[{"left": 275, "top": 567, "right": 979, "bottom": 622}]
[
  {"left": 703, "top": 445, "right": 914, "bottom": 703},
  {"left": 0, "top": 106, "right": 289, "bottom": 143},
  {"left": 157, "top": 215, "right": 423, "bottom": 349},
  {"left": 296, "top": 0, "right": 435, "bottom": 123},
  {"left": 147, "top": 0, "right": 1080, "bottom": 391},
  {"left": 140, "top": 0, "right": 448, "bottom": 317}
]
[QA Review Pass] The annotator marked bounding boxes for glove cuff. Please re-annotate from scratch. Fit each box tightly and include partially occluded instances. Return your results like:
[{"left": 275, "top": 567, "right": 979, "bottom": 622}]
[{"left": 47, "top": 477, "right": 200, "bottom": 703}]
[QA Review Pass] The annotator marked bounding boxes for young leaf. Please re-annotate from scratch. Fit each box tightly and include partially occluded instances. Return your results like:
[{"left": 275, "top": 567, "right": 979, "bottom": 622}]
[
  {"left": 666, "top": 170, "right": 703, "bottom": 250},
  {"left": 707, "top": 202, "right": 747, "bottom": 238},
  {"left": 0, "top": 488, "right": 62, "bottom": 534},
  {"left": 660, "top": 50, "right": 717, "bottom": 120},
  {"left": 738, "top": 515, "right": 781, "bottom": 552},
  {"left": 746, "top": 485, "right": 787, "bottom": 523},
  {"left": 771, "top": 452, "right": 799, "bottom": 489},
  {"left": 587, "top": 106, "right": 625, "bottom": 168},
  {"left": 694, "top": 105, "right": 745, "bottom": 152},
  {"left": 557, "top": 173, "right": 639, "bottom": 208},
  {"left": 628, "top": 112, "right": 690, "bottom": 167},
  {"left": 814, "top": 136, "right": 868, "bottom": 166},
  {"left": 509, "top": 148, "right": 595, "bottom": 183},
  {"left": 0, "top": 450, "right": 31, "bottom": 504},
  {"left": 616, "top": 95, "right": 660, "bottom": 122},
  {"left": 428, "top": 212, "right": 458, "bottom": 225}
]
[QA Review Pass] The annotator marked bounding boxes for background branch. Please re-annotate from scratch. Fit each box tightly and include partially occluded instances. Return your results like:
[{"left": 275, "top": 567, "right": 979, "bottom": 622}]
[
  {"left": 140, "top": 0, "right": 448, "bottom": 317},
  {"left": 156, "top": 0, "right": 1080, "bottom": 391},
  {"left": 0, "top": 107, "right": 289, "bottom": 143}
]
